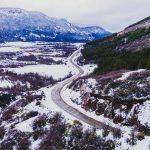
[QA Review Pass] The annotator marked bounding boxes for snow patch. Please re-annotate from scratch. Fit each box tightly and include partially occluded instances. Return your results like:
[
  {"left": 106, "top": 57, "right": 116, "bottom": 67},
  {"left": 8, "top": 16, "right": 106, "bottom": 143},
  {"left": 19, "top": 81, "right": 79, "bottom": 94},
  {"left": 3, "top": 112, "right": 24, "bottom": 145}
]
[
  {"left": 6, "top": 64, "right": 77, "bottom": 80},
  {"left": 116, "top": 69, "right": 146, "bottom": 81}
]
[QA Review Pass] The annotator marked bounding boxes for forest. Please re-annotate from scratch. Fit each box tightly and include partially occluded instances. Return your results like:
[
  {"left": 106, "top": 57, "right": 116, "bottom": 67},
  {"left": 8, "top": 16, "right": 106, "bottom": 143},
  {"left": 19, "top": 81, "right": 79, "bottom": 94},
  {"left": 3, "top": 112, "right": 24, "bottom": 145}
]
[{"left": 82, "top": 28, "right": 150, "bottom": 74}]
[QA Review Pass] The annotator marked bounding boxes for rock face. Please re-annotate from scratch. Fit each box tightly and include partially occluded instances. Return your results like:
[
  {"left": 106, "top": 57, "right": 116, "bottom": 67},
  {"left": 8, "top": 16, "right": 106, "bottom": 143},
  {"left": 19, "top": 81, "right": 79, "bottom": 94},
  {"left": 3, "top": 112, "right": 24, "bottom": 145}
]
[{"left": 0, "top": 8, "right": 111, "bottom": 42}]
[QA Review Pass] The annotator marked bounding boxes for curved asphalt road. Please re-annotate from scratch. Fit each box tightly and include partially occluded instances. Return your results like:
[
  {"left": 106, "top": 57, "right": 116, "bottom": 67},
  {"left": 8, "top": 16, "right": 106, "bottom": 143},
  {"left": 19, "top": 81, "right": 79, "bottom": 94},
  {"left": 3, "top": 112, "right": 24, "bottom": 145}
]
[{"left": 51, "top": 50, "right": 117, "bottom": 131}]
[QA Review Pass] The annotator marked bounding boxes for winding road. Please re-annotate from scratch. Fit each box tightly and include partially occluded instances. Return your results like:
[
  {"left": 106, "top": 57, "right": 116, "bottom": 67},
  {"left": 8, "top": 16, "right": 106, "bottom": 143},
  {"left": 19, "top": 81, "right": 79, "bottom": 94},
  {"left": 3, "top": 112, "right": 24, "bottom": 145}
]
[{"left": 51, "top": 49, "right": 117, "bottom": 131}]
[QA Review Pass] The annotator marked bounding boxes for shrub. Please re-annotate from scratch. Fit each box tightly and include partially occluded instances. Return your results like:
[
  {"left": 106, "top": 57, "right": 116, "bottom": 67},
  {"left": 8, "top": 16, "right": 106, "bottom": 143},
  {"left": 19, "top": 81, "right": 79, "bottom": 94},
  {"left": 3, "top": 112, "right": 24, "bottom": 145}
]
[
  {"left": 0, "top": 94, "right": 16, "bottom": 108},
  {"left": 0, "top": 126, "right": 5, "bottom": 140},
  {"left": 16, "top": 137, "right": 31, "bottom": 150},
  {"left": 73, "top": 120, "right": 82, "bottom": 126},
  {"left": 102, "top": 126, "right": 109, "bottom": 137},
  {"left": 33, "top": 128, "right": 46, "bottom": 141},
  {"left": 1, "top": 130, "right": 31, "bottom": 150},
  {"left": 33, "top": 115, "right": 48, "bottom": 130},
  {"left": 22, "top": 111, "right": 38, "bottom": 121},
  {"left": 39, "top": 120, "right": 66, "bottom": 150},
  {"left": 2, "top": 107, "right": 18, "bottom": 121},
  {"left": 136, "top": 132, "right": 145, "bottom": 140},
  {"left": 112, "top": 128, "right": 122, "bottom": 139}
]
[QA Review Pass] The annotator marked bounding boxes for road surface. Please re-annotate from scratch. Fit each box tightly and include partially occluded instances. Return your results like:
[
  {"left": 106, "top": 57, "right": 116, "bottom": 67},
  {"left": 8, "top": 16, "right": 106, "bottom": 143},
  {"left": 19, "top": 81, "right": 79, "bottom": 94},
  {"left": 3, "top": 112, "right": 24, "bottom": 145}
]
[{"left": 51, "top": 50, "right": 117, "bottom": 131}]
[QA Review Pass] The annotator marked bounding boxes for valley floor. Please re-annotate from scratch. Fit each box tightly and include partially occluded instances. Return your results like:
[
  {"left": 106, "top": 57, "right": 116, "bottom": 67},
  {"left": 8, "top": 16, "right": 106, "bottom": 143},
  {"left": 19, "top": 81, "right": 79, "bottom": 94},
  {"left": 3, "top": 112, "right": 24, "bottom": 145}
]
[{"left": 0, "top": 42, "right": 149, "bottom": 150}]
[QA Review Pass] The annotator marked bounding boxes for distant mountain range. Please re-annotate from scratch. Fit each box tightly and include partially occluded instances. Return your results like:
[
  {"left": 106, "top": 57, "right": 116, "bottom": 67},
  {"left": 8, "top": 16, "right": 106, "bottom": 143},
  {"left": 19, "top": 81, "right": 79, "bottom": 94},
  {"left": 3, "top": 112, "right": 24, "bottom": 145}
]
[{"left": 0, "top": 8, "right": 111, "bottom": 42}]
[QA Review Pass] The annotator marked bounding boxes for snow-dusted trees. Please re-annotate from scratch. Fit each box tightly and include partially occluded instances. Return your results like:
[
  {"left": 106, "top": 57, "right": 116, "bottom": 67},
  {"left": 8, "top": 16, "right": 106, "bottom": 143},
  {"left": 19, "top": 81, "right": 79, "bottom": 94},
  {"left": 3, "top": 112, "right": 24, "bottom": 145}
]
[{"left": 38, "top": 113, "right": 115, "bottom": 150}]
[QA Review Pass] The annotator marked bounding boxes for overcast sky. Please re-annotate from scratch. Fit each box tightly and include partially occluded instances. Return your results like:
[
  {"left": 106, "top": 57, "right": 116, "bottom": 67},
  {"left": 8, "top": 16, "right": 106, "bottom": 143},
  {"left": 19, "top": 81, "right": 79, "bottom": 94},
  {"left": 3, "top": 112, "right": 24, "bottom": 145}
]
[{"left": 0, "top": 0, "right": 149, "bottom": 32}]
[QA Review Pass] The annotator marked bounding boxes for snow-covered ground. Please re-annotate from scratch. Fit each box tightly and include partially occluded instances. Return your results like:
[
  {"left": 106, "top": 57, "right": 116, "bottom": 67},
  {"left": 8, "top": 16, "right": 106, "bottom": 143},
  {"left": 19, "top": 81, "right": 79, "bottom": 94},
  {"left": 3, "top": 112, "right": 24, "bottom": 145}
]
[
  {"left": 61, "top": 69, "right": 150, "bottom": 150},
  {"left": 0, "top": 41, "right": 94, "bottom": 129},
  {"left": 116, "top": 69, "right": 146, "bottom": 81},
  {"left": 0, "top": 42, "right": 98, "bottom": 149},
  {"left": 81, "top": 64, "right": 97, "bottom": 75},
  {"left": 7, "top": 64, "right": 77, "bottom": 80},
  {"left": 138, "top": 101, "right": 150, "bottom": 127},
  {"left": 0, "top": 41, "right": 37, "bottom": 47},
  {"left": 41, "top": 86, "right": 92, "bottom": 128},
  {"left": 131, "top": 136, "right": 150, "bottom": 150},
  {"left": 0, "top": 79, "right": 13, "bottom": 88},
  {"left": 0, "top": 42, "right": 37, "bottom": 53},
  {"left": 61, "top": 80, "right": 134, "bottom": 135},
  {"left": 1, "top": 41, "right": 149, "bottom": 150},
  {"left": 0, "top": 47, "right": 21, "bottom": 53},
  {"left": 10, "top": 42, "right": 95, "bottom": 137},
  {"left": 72, "top": 49, "right": 97, "bottom": 75}
]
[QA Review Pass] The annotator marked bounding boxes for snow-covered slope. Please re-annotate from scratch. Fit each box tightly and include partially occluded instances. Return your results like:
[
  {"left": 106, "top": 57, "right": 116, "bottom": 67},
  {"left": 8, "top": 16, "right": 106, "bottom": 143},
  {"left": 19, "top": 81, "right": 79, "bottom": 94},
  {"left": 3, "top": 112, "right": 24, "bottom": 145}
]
[{"left": 0, "top": 8, "right": 111, "bottom": 42}]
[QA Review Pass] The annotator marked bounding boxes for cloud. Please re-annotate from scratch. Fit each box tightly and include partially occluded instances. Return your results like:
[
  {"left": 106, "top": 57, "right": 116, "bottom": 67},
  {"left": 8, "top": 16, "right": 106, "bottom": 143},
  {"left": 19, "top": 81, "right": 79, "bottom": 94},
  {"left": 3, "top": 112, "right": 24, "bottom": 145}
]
[{"left": 0, "top": 0, "right": 149, "bottom": 32}]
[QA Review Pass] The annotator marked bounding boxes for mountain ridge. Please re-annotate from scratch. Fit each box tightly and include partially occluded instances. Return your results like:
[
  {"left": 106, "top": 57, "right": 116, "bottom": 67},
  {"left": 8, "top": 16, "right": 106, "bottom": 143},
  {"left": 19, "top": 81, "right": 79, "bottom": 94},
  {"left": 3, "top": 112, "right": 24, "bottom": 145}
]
[
  {"left": 118, "top": 16, "right": 150, "bottom": 35},
  {"left": 0, "top": 8, "right": 111, "bottom": 42}
]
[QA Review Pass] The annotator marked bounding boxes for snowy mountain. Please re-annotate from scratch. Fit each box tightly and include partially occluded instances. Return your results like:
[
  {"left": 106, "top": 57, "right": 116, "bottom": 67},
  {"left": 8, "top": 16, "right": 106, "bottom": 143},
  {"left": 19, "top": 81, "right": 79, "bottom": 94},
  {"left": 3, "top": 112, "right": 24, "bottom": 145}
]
[{"left": 0, "top": 8, "right": 111, "bottom": 42}]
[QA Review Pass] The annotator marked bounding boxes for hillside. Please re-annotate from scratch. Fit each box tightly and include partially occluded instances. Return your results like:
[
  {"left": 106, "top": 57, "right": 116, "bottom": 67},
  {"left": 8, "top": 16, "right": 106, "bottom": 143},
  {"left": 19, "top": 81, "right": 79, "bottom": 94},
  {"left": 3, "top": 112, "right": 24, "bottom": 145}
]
[
  {"left": 82, "top": 16, "right": 150, "bottom": 74},
  {"left": 0, "top": 8, "right": 110, "bottom": 42},
  {"left": 64, "top": 17, "right": 150, "bottom": 149}
]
